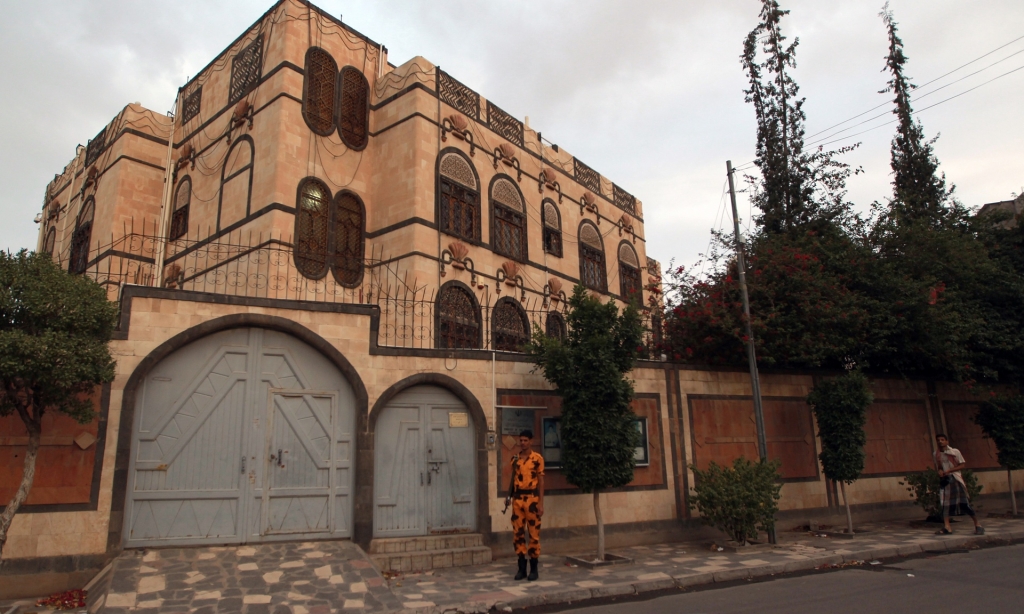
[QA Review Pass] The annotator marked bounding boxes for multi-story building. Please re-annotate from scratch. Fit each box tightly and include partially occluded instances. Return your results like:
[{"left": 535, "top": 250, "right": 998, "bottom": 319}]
[{"left": 5, "top": 0, "right": 1016, "bottom": 590}]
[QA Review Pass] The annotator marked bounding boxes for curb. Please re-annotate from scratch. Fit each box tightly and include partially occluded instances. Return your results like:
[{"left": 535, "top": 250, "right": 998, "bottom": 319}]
[{"left": 424, "top": 533, "right": 1023, "bottom": 613}]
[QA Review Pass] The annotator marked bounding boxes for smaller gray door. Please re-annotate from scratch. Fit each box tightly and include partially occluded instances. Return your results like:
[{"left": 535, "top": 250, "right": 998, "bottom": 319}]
[
  {"left": 374, "top": 386, "right": 476, "bottom": 537},
  {"left": 263, "top": 391, "right": 336, "bottom": 535}
]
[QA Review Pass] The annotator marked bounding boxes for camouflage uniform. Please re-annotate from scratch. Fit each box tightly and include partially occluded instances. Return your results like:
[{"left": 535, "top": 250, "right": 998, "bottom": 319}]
[{"left": 510, "top": 450, "right": 544, "bottom": 557}]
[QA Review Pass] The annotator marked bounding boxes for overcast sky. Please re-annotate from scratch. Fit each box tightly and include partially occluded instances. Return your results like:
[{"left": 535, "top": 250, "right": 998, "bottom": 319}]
[{"left": 1, "top": 0, "right": 1021, "bottom": 272}]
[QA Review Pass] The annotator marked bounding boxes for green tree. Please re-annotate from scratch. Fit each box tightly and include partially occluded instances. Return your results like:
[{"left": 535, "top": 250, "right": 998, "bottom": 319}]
[
  {"left": 0, "top": 251, "right": 117, "bottom": 557},
  {"left": 806, "top": 371, "right": 873, "bottom": 534},
  {"left": 974, "top": 396, "right": 1024, "bottom": 515},
  {"left": 527, "top": 285, "right": 643, "bottom": 560}
]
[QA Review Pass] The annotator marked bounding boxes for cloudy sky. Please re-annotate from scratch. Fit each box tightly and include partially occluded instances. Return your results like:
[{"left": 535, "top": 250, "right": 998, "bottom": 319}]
[{"left": 1, "top": 0, "right": 1021, "bottom": 271}]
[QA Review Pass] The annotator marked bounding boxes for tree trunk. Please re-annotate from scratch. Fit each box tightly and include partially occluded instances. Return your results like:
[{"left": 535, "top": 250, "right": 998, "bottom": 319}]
[
  {"left": 0, "top": 420, "right": 41, "bottom": 558},
  {"left": 593, "top": 490, "right": 605, "bottom": 562},
  {"left": 1009, "top": 467, "right": 1018, "bottom": 517},
  {"left": 839, "top": 481, "right": 854, "bottom": 536}
]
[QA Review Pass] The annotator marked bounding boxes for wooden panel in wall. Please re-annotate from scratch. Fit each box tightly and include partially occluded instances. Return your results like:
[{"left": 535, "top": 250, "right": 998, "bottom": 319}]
[
  {"left": 942, "top": 402, "right": 1000, "bottom": 470},
  {"left": 689, "top": 396, "right": 817, "bottom": 480},
  {"left": 495, "top": 391, "right": 666, "bottom": 495},
  {"left": 863, "top": 401, "right": 933, "bottom": 475},
  {"left": 0, "top": 392, "right": 101, "bottom": 506}
]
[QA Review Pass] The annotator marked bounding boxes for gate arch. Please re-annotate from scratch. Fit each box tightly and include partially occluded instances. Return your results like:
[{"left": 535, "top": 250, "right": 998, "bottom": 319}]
[{"left": 113, "top": 314, "right": 367, "bottom": 550}]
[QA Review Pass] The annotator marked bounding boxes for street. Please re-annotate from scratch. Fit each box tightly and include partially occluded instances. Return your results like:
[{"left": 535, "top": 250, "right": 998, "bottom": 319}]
[{"left": 551, "top": 543, "right": 1024, "bottom": 614}]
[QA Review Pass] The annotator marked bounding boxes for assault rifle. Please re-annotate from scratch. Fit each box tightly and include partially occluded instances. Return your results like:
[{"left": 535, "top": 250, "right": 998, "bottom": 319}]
[{"left": 502, "top": 454, "right": 519, "bottom": 515}]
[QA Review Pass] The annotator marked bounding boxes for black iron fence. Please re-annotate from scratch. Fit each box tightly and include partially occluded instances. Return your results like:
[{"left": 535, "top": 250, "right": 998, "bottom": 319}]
[{"left": 71, "top": 226, "right": 661, "bottom": 354}]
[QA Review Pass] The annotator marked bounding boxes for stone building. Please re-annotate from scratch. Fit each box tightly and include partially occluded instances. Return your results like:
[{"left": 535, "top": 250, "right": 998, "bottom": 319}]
[{"left": 3, "top": 0, "right": 1019, "bottom": 591}]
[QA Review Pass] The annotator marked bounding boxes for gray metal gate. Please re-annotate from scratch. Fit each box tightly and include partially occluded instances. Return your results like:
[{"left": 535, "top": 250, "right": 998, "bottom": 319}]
[
  {"left": 124, "top": 328, "right": 355, "bottom": 547},
  {"left": 373, "top": 386, "right": 476, "bottom": 537}
]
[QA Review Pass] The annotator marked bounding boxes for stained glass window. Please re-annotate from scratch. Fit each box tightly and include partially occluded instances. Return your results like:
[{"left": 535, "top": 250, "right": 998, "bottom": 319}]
[
  {"left": 579, "top": 222, "right": 606, "bottom": 292},
  {"left": 491, "top": 177, "right": 526, "bottom": 261},
  {"left": 492, "top": 298, "right": 528, "bottom": 352},
  {"left": 438, "top": 152, "right": 480, "bottom": 242},
  {"left": 294, "top": 179, "right": 330, "bottom": 278},
  {"left": 542, "top": 200, "right": 562, "bottom": 257},
  {"left": 437, "top": 283, "right": 481, "bottom": 349},
  {"left": 303, "top": 48, "right": 338, "bottom": 135}
]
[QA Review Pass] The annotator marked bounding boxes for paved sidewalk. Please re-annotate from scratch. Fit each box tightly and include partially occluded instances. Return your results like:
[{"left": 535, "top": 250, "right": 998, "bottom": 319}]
[
  {"left": 98, "top": 540, "right": 402, "bottom": 614},
  {"left": 71, "top": 517, "right": 1023, "bottom": 613},
  {"left": 386, "top": 517, "right": 1024, "bottom": 613}
]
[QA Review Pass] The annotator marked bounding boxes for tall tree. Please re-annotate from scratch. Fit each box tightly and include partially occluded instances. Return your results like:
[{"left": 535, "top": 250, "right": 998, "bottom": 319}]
[
  {"left": 974, "top": 396, "right": 1024, "bottom": 516},
  {"left": 527, "top": 286, "right": 643, "bottom": 561},
  {"left": 878, "top": 4, "right": 955, "bottom": 226},
  {"left": 0, "top": 251, "right": 117, "bottom": 557},
  {"left": 807, "top": 371, "right": 873, "bottom": 535}
]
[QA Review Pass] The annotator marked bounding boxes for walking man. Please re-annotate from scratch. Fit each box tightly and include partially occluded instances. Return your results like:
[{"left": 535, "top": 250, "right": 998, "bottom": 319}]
[
  {"left": 934, "top": 433, "right": 984, "bottom": 535},
  {"left": 506, "top": 430, "right": 544, "bottom": 581}
]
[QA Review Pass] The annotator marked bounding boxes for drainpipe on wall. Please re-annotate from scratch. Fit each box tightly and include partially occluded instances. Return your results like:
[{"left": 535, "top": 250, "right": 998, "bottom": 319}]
[{"left": 154, "top": 91, "right": 183, "bottom": 288}]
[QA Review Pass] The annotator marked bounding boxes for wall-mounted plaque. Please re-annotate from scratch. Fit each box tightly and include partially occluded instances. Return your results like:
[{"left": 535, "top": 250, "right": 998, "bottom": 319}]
[
  {"left": 449, "top": 412, "right": 469, "bottom": 427},
  {"left": 499, "top": 406, "right": 539, "bottom": 435}
]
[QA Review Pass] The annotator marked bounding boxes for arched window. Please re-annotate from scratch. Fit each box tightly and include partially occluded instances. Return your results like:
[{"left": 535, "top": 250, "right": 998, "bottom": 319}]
[
  {"left": 337, "top": 66, "right": 369, "bottom": 150},
  {"left": 219, "top": 137, "right": 254, "bottom": 230},
  {"left": 69, "top": 197, "right": 95, "bottom": 274},
  {"left": 303, "top": 47, "right": 338, "bottom": 136},
  {"left": 331, "top": 191, "right": 365, "bottom": 287},
  {"left": 170, "top": 177, "right": 191, "bottom": 240},
  {"left": 436, "top": 282, "right": 481, "bottom": 349},
  {"left": 492, "top": 297, "right": 529, "bottom": 352},
  {"left": 618, "top": 242, "right": 642, "bottom": 303},
  {"left": 294, "top": 178, "right": 331, "bottom": 279},
  {"left": 490, "top": 176, "right": 527, "bottom": 261},
  {"left": 578, "top": 221, "right": 606, "bottom": 292},
  {"left": 437, "top": 150, "right": 480, "bottom": 242},
  {"left": 43, "top": 226, "right": 56, "bottom": 256},
  {"left": 542, "top": 199, "right": 562, "bottom": 257},
  {"left": 545, "top": 310, "right": 566, "bottom": 340}
]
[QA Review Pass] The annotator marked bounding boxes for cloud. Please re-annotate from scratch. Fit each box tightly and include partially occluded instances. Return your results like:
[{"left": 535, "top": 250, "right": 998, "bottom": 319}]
[{"left": 2, "top": 0, "right": 1022, "bottom": 273}]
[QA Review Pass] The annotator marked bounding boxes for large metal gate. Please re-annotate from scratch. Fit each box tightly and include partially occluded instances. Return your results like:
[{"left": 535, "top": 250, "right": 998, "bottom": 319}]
[
  {"left": 124, "top": 328, "right": 355, "bottom": 547},
  {"left": 373, "top": 386, "right": 476, "bottom": 537}
]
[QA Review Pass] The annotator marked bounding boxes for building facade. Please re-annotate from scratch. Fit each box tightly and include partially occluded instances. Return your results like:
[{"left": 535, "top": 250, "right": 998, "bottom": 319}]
[{"left": 3, "top": 0, "right": 1019, "bottom": 579}]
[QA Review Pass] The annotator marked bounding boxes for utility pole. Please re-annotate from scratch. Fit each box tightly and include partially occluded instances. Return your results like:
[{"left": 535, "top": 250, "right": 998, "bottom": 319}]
[{"left": 726, "top": 159, "right": 776, "bottom": 545}]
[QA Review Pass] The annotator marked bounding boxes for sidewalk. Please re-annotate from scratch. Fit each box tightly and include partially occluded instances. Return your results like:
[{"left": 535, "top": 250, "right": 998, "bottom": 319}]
[
  {"left": 386, "top": 516, "right": 1024, "bottom": 613},
  {"left": 12, "top": 516, "right": 1020, "bottom": 614}
]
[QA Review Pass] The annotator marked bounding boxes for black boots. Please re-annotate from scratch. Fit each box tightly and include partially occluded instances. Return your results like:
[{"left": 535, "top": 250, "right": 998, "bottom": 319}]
[
  {"left": 527, "top": 557, "right": 539, "bottom": 581},
  {"left": 514, "top": 555, "right": 527, "bottom": 580}
]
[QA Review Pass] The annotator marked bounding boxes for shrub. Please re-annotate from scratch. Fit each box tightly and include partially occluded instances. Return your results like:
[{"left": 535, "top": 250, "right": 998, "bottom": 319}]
[
  {"left": 689, "top": 457, "right": 782, "bottom": 544},
  {"left": 901, "top": 468, "right": 983, "bottom": 518}
]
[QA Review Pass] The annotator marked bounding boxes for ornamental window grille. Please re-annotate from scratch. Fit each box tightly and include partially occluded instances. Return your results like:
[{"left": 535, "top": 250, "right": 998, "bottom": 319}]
[
  {"left": 619, "top": 243, "right": 642, "bottom": 302},
  {"left": 486, "top": 101, "right": 523, "bottom": 147},
  {"left": 613, "top": 183, "right": 636, "bottom": 214},
  {"left": 579, "top": 222, "right": 606, "bottom": 292},
  {"left": 85, "top": 126, "right": 107, "bottom": 168},
  {"left": 170, "top": 178, "right": 191, "bottom": 240},
  {"left": 438, "top": 70, "right": 480, "bottom": 120},
  {"left": 545, "top": 311, "right": 566, "bottom": 340},
  {"left": 573, "top": 157, "right": 600, "bottom": 193},
  {"left": 492, "top": 298, "right": 529, "bottom": 352},
  {"left": 542, "top": 200, "right": 562, "bottom": 257},
  {"left": 181, "top": 87, "right": 202, "bottom": 124},
  {"left": 438, "top": 151, "right": 480, "bottom": 242},
  {"left": 230, "top": 34, "right": 263, "bottom": 104},
  {"left": 303, "top": 48, "right": 338, "bottom": 136},
  {"left": 491, "top": 177, "right": 526, "bottom": 261},
  {"left": 69, "top": 197, "right": 95, "bottom": 274},
  {"left": 437, "top": 283, "right": 481, "bottom": 349},
  {"left": 43, "top": 227, "right": 56, "bottom": 256},
  {"left": 337, "top": 66, "right": 369, "bottom": 149},
  {"left": 294, "top": 179, "right": 331, "bottom": 278},
  {"left": 331, "top": 192, "right": 365, "bottom": 287}
]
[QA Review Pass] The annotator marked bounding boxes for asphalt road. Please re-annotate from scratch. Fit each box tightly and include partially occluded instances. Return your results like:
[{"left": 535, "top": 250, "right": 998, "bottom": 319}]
[{"left": 551, "top": 544, "right": 1024, "bottom": 614}]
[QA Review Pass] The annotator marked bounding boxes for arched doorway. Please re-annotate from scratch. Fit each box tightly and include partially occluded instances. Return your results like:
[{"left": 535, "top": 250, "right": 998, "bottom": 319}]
[
  {"left": 122, "top": 327, "right": 357, "bottom": 547},
  {"left": 373, "top": 385, "right": 477, "bottom": 537}
]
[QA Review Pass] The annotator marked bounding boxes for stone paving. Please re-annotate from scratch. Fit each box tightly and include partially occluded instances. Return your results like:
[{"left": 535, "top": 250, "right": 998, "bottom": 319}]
[
  {"left": 80, "top": 517, "right": 1024, "bottom": 613},
  {"left": 98, "top": 541, "right": 402, "bottom": 614},
  {"left": 385, "top": 517, "right": 1024, "bottom": 613}
]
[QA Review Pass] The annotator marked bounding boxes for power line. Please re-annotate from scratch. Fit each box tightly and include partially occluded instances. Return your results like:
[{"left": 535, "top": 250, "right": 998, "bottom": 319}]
[
  {"left": 813, "top": 62, "right": 1024, "bottom": 149},
  {"left": 805, "top": 33, "right": 1024, "bottom": 140}
]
